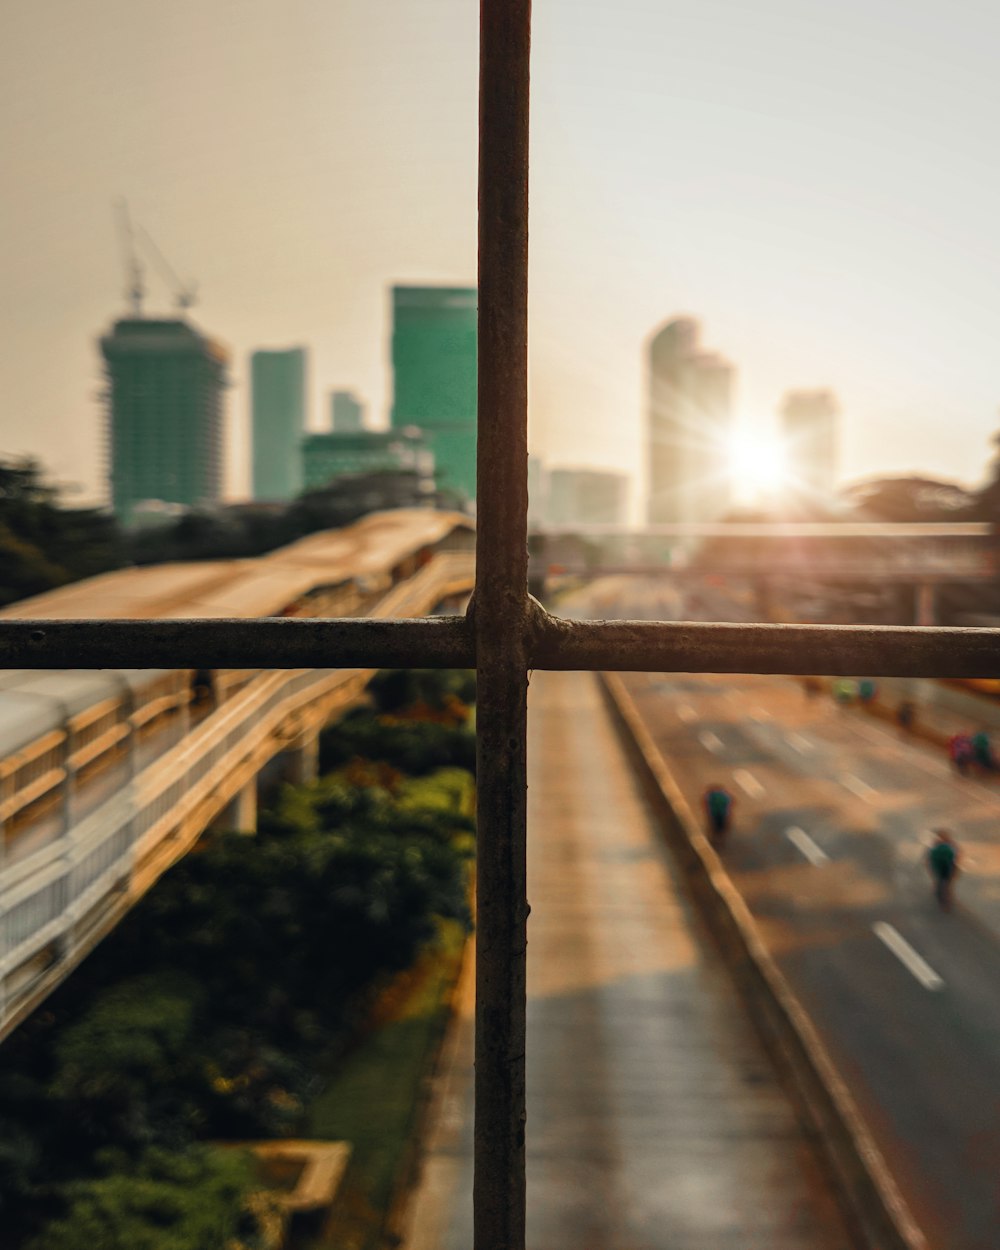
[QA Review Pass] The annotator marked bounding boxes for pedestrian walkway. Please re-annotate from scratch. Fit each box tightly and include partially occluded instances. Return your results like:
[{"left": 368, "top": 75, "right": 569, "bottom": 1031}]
[{"left": 402, "top": 671, "right": 850, "bottom": 1249}]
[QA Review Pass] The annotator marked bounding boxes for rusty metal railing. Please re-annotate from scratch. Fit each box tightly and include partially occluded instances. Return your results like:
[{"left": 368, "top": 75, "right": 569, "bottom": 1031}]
[{"left": 0, "top": 6, "right": 998, "bottom": 1249}]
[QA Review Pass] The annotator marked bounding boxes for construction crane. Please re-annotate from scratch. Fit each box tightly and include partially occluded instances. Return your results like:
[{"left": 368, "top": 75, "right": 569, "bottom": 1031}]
[
  {"left": 113, "top": 199, "right": 198, "bottom": 316},
  {"left": 115, "top": 198, "right": 145, "bottom": 317},
  {"left": 135, "top": 222, "right": 198, "bottom": 313}
]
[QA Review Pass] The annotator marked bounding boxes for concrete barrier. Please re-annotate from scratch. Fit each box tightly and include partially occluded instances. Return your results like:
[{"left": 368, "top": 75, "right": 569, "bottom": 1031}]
[{"left": 599, "top": 671, "right": 929, "bottom": 1250}]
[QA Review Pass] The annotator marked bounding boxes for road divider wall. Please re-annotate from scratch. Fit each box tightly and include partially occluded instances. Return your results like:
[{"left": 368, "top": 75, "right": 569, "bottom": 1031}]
[{"left": 599, "top": 671, "right": 929, "bottom": 1250}]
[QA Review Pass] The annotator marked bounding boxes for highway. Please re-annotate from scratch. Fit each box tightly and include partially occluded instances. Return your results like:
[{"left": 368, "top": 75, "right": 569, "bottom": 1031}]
[
  {"left": 596, "top": 577, "right": 1000, "bottom": 1250},
  {"left": 404, "top": 668, "right": 850, "bottom": 1249}
]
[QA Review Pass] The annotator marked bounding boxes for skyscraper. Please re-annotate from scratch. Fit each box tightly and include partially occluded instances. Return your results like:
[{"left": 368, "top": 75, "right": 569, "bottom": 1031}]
[
  {"left": 101, "top": 317, "right": 228, "bottom": 525},
  {"left": 390, "top": 285, "right": 477, "bottom": 500},
  {"left": 329, "top": 390, "right": 364, "bottom": 433},
  {"left": 780, "top": 389, "right": 838, "bottom": 499},
  {"left": 646, "top": 318, "right": 734, "bottom": 525},
  {"left": 251, "top": 347, "right": 307, "bottom": 501}
]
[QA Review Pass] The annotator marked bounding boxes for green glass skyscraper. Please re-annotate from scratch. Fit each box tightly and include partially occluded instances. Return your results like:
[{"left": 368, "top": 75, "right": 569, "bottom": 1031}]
[
  {"left": 390, "top": 285, "right": 477, "bottom": 501},
  {"left": 101, "top": 317, "right": 229, "bottom": 525},
  {"left": 251, "top": 347, "right": 307, "bottom": 500}
]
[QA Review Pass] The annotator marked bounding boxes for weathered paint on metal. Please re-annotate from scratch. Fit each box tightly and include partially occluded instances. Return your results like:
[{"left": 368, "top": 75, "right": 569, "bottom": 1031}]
[
  {"left": 0, "top": 617, "right": 474, "bottom": 671},
  {"left": 2, "top": 615, "right": 1000, "bottom": 680},
  {"left": 532, "top": 613, "right": 1000, "bottom": 678},
  {"left": 474, "top": 2, "right": 532, "bottom": 1248}
]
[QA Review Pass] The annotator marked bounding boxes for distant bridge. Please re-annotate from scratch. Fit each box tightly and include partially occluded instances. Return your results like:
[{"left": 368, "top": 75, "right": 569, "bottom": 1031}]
[
  {"left": 529, "top": 521, "right": 996, "bottom": 622},
  {"left": 530, "top": 521, "right": 993, "bottom": 538}
]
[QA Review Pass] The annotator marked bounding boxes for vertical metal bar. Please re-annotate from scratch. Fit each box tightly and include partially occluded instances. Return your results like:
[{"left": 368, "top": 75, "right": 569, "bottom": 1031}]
[{"left": 475, "top": 2, "right": 531, "bottom": 1248}]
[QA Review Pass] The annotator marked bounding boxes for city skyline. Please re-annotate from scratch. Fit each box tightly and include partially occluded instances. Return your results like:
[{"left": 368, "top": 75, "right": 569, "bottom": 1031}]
[{"left": 4, "top": 0, "right": 1000, "bottom": 512}]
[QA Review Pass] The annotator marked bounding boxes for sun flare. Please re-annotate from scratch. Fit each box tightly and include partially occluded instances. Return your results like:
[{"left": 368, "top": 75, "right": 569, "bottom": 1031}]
[{"left": 727, "top": 432, "right": 789, "bottom": 499}]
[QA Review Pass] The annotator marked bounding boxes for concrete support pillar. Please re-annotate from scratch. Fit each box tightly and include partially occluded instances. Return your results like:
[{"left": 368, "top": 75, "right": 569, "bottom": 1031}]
[
  {"left": 282, "top": 733, "right": 320, "bottom": 787},
  {"left": 915, "top": 582, "right": 937, "bottom": 627},
  {"left": 215, "top": 778, "right": 257, "bottom": 834}
]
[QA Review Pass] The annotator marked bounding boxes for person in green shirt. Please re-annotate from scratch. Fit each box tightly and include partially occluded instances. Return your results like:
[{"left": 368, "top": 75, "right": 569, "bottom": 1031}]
[
  {"left": 703, "top": 784, "right": 734, "bottom": 844},
  {"left": 927, "top": 829, "right": 960, "bottom": 910}
]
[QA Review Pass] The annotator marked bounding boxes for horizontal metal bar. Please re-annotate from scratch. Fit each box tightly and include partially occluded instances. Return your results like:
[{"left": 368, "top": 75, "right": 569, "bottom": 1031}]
[
  {"left": 531, "top": 615, "right": 1000, "bottom": 679},
  {"left": 1, "top": 613, "right": 999, "bottom": 679},
  {"left": 0, "top": 617, "right": 474, "bottom": 671}
]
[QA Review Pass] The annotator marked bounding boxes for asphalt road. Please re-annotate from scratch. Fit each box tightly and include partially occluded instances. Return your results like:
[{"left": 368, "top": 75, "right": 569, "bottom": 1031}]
[
  {"left": 602, "top": 577, "right": 1000, "bottom": 1250},
  {"left": 403, "top": 668, "right": 850, "bottom": 1250}
]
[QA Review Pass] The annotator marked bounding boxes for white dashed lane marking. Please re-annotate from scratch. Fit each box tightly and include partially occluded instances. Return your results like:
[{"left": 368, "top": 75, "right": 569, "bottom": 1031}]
[
  {"left": 698, "top": 730, "right": 723, "bottom": 753},
  {"left": 787, "top": 733, "right": 814, "bottom": 754},
  {"left": 677, "top": 705, "right": 697, "bottom": 723},
  {"left": 785, "top": 826, "right": 829, "bottom": 865},
  {"left": 734, "top": 769, "right": 765, "bottom": 798},
  {"left": 843, "top": 774, "right": 877, "bottom": 802},
  {"left": 872, "top": 922, "right": 945, "bottom": 991}
]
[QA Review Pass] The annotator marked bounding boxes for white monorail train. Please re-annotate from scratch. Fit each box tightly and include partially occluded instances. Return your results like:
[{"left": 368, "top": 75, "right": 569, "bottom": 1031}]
[{"left": 0, "top": 509, "right": 474, "bottom": 859}]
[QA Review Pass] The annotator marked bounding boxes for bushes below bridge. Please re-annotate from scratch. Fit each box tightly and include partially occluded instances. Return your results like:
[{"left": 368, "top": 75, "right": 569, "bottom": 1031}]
[{"left": 0, "top": 672, "right": 475, "bottom": 1249}]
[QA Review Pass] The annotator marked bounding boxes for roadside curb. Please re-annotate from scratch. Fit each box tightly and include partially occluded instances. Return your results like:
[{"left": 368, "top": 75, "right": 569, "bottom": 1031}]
[{"left": 599, "top": 671, "right": 929, "bottom": 1250}]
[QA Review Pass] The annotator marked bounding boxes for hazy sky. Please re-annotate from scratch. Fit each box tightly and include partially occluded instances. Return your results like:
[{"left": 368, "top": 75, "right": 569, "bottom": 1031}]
[{"left": 3, "top": 0, "right": 1000, "bottom": 514}]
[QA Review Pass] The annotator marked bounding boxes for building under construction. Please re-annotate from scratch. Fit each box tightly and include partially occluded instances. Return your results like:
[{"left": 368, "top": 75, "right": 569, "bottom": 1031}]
[
  {"left": 101, "top": 317, "right": 229, "bottom": 525},
  {"left": 101, "top": 204, "right": 229, "bottom": 524}
]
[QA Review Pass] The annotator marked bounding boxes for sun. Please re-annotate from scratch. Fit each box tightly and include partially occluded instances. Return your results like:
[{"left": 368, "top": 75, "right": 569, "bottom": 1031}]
[{"left": 726, "top": 431, "right": 789, "bottom": 500}]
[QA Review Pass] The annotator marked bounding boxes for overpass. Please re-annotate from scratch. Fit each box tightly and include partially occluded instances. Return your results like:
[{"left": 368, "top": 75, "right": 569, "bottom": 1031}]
[
  {"left": 0, "top": 518, "right": 475, "bottom": 1043},
  {"left": 529, "top": 521, "right": 996, "bottom": 623}
]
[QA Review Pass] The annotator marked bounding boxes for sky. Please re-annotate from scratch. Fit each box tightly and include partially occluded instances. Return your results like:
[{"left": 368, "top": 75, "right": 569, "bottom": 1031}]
[{"left": 3, "top": 0, "right": 1000, "bottom": 516}]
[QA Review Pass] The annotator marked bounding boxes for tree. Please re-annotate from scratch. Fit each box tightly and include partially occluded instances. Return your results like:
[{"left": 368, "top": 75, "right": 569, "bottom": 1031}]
[
  {"left": 0, "top": 458, "right": 123, "bottom": 607},
  {"left": 49, "top": 974, "right": 203, "bottom": 1152},
  {"left": 319, "top": 707, "right": 476, "bottom": 776},
  {"left": 26, "top": 1146, "right": 261, "bottom": 1250},
  {"left": 841, "top": 474, "right": 975, "bottom": 521},
  {"left": 367, "top": 668, "right": 476, "bottom": 717}
]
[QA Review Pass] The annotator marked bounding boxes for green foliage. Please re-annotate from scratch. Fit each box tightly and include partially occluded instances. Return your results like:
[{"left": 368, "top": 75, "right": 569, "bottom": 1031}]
[
  {"left": 0, "top": 687, "right": 476, "bottom": 1247},
  {"left": 367, "top": 668, "right": 476, "bottom": 715},
  {"left": 127, "top": 507, "right": 299, "bottom": 565},
  {"left": 320, "top": 708, "right": 475, "bottom": 777},
  {"left": 0, "top": 459, "right": 123, "bottom": 607},
  {"left": 26, "top": 1146, "right": 259, "bottom": 1250},
  {"left": 398, "top": 768, "right": 476, "bottom": 820},
  {"left": 62, "top": 767, "right": 472, "bottom": 1143},
  {"left": 48, "top": 974, "right": 202, "bottom": 1154},
  {"left": 128, "top": 472, "right": 462, "bottom": 566}
]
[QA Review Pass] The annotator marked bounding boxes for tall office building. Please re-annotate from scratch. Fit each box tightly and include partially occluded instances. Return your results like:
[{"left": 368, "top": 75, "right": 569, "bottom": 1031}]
[
  {"left": 780, "top": 389, "right": 838, "bottom": 499},
  {"left": 646, "top": 318, "right": 734, "bottom": 524},
  {"left": 101, "top": 317, "right": 229, "bottom": 525},
  {"left": 390, "top": 285, "right": 477, "bottom": 500},
  {"left": 301, "top": 427, "right": 432, "bottom": 491},
  {"left": 547, "top": 468, "right": 629, "bottom": 526},
  {"left": 329, "top": 390, "right": 364, "bottom": 433},
  {"left": 251, "top": 347, "right": 307, "bottom": 501}
]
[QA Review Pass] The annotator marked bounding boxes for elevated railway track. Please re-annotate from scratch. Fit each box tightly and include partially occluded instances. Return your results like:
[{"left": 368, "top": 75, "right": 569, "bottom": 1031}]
[{"left": 0, "top": 510, "right": 475, "bottom": 1042}]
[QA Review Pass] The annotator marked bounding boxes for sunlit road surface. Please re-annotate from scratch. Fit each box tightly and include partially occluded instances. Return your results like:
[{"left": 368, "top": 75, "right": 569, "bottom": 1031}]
[
  {"left": 619, "top": 665, "right": 1000, "bottom": 1250},
  {"left": 403, "top": 671, "right": 850, "bottom": 1250}
]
